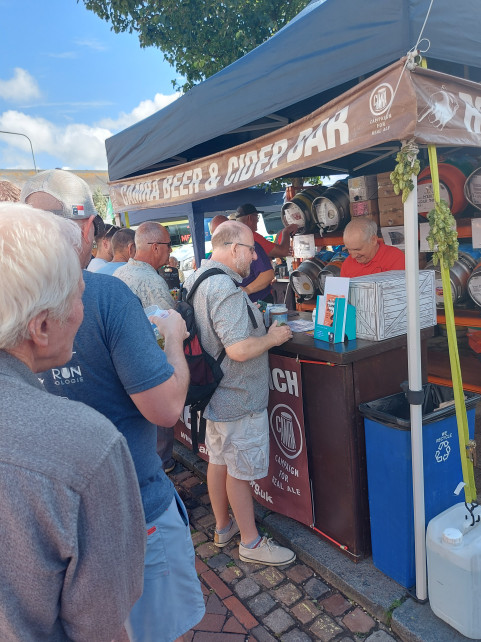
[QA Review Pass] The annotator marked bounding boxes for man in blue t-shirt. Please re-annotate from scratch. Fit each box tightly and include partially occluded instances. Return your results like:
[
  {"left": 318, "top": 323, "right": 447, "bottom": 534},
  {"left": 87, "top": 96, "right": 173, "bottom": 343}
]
[{"left": 21, "top": 170, "right": 205, "bottom": 642}]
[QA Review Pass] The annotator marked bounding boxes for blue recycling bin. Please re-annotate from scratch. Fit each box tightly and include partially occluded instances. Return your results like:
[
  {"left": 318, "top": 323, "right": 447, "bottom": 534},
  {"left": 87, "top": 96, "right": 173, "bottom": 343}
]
[{"left": 359, "top": 384, "right": 480, "bottom": 589}]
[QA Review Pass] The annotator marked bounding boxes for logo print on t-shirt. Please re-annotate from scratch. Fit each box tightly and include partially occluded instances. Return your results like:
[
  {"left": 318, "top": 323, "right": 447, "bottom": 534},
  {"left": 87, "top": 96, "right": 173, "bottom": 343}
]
[{"left": 51, "top": 364, "right": 83, "bottom": 386}]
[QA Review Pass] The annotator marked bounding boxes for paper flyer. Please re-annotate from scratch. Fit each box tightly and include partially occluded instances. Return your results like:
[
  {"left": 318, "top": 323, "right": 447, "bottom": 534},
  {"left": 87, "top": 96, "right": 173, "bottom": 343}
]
[
  {"left": 292, "top": 234, "right": 316, "bottom": 258},
  {"left": 320, "top": 276, "right": 350, "bottom": 336}
]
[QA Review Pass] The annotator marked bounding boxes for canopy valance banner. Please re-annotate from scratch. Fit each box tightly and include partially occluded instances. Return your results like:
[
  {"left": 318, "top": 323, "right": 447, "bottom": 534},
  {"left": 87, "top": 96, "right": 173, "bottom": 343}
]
[{"left": 109, "top": 60, "right": 481, "bottom": 214}]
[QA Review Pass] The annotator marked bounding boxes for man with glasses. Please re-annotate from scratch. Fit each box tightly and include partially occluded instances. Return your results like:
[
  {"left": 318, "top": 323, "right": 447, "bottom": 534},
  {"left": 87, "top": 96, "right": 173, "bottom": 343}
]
[
  {"left": 114, "top": 221, "right": 176, "bottom": 311},
  {"left": 86, "top": 222, "right": 119, "bottom": 272},
  {"left": 184, "top": 221, "right": 296, "bottom": 566},
  {"left": 115, "top": 221, "right": 178, "bottom": 475}
]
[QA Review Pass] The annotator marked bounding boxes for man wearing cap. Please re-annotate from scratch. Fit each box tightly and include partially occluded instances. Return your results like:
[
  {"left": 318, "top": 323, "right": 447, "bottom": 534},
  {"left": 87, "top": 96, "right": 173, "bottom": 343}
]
[
  {"left": 341, "top": 217, "right": 405, "bottom": 277},
  {"left": 0, "top": 201, "right": 145, "bottom": 642},
  {"left": 236, "top": 203, "right": 298, "bottom": 258},
  {"left": 87, "top": 222, "right": 119, "bottom": 272},
  {"left": 96, "top": 227, "right": 136, "bottom": 275},
  {"left": 21, "top": 169, "right": 205, "bottom": 642},
  {"left": 236, "top": 204, "right": 299, "bottom": 302}
]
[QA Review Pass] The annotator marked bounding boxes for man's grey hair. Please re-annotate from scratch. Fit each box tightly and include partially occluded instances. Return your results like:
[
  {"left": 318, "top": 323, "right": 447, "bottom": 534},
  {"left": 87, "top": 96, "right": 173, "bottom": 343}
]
[
  {"left": 135, "top": 221, "right": 169, "bottom": 250},
  {"left": 211, "top": 221, "right": 249, "bottom": 249},
  {"left": 112, "top": 228, "right": 135, "bottom": 253},
  {"left": 343, "top": 216, "right": 378, "bottom": 241},
  {"left": 0, "top": 202, "right": 82, "bottom": 349}
]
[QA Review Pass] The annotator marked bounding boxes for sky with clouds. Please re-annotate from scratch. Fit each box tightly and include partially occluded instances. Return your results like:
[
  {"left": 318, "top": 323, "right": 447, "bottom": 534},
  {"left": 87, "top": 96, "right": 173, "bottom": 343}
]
[{"left": 0, "top": 0, "right": 182, "bottom": 172}]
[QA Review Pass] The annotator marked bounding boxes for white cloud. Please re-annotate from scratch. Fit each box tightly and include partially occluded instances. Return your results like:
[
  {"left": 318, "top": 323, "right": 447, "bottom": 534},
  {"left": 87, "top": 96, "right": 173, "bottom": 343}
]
[
  {"left": 0, "top": 89, "right": 180, "bottom": 169},
  {"left": 0, "top": 68, "right": 41, "bottom": 103},
  {"left": 0, "top": 111, "right": 110, "bottom": 169},
  {"left": 98, "top": 92, "right": 180, "bottom": 131},
  {"left": 74, "top": 38, "right": 108, "bottom": 52},
  {"left": 47, "top": 51, "right": 78, "bottom": 59}
]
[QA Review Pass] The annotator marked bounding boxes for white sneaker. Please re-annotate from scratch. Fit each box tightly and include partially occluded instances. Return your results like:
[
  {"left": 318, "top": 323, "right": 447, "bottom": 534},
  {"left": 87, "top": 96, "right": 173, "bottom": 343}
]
[
  {"left": 214, "top": 517, "right": 240, "bottom": 548},
  {"left": 239, "top": 537, "right": 296, "bottom": 566}
]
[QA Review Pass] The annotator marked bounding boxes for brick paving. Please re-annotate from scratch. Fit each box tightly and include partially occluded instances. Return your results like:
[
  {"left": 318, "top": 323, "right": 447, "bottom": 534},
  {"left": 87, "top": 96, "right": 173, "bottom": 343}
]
[{"left": 171, "top": 462, "right": 402, "bottom": 642}]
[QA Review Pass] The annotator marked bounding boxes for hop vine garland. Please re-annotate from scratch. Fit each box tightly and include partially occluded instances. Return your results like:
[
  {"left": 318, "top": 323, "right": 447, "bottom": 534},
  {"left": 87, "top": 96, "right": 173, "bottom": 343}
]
[
  {"left": 390, "top": 149, "right": 421, "bottom": 203},
  {"left": 425, "top": 199, "right": 459, "bottom": 268}
]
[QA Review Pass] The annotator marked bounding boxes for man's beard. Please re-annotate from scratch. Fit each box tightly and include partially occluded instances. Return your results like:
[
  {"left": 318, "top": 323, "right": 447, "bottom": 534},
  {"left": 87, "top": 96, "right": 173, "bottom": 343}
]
[{"left": 234, "top": 255, "right": 251, "bottom": 278}]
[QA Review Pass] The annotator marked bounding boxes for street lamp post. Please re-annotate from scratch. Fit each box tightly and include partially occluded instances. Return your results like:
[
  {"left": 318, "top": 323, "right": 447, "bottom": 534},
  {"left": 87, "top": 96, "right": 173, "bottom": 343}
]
[{"left": 0, "top": 130, "right": 38, "bottom": 173}]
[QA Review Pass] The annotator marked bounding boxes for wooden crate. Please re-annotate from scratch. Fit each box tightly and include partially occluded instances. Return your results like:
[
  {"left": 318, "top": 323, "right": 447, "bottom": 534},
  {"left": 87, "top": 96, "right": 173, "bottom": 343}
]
[{"left": 348, "top": 270, "right": 436, "bottom": 341}]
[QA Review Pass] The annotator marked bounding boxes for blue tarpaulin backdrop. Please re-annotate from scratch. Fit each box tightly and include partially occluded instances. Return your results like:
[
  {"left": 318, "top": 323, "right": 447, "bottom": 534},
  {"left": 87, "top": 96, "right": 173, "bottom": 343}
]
[
  {"left": 106, "top": 0, "right": 481, "bottom": 182},
  {"left": 106, "top": 0, "right": 481, "bottom": 260}
]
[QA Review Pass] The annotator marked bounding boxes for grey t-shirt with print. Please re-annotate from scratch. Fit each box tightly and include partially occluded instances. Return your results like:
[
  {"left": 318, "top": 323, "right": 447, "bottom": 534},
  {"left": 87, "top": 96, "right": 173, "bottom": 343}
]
[{"left": 185, "top": 259, "right": 269, "bottom": 422}]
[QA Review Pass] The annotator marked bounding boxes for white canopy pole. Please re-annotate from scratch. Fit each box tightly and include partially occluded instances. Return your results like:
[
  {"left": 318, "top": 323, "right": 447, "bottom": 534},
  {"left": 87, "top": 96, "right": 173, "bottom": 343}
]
[{"left": 403, "top": 169, "right": 427, "bottom": 600}]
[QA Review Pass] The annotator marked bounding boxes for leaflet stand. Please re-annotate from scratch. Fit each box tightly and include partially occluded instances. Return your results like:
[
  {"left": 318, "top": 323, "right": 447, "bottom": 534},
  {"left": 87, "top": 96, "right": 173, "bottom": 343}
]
[{"left": 314, "top": 297, "right": 356, "bottom": 343}]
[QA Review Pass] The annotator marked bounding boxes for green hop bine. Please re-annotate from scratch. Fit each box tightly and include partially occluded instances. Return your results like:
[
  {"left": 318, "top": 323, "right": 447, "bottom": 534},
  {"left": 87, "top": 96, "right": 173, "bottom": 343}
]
[
  {"left": 390, "top": 150, "right": 421, "bottom": 203},
  {"left": 425, "top": 199, "right": 459, "bottom": 268}
]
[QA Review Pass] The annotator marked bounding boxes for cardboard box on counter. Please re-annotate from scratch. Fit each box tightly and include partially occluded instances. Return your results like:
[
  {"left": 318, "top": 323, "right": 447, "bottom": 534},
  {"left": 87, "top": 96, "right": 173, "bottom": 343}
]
[
  {"left": 348, "top": 174, "right": 378, "bottom": 202},
  {"left": 348, "top": 270, "right": 436, "bottom": 341}
]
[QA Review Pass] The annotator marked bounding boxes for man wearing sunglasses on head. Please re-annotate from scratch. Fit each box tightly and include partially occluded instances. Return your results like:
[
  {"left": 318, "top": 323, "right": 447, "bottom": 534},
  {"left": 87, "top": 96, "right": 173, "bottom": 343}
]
[{"left": 114, "top": 221, "right": 176, "bottom": 311}]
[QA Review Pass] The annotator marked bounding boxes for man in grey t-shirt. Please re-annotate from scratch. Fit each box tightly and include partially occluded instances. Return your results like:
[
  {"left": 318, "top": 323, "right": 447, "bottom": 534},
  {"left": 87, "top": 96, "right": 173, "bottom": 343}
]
[{"left": 185, "top": 221, "right": 296, "bottom": 566}]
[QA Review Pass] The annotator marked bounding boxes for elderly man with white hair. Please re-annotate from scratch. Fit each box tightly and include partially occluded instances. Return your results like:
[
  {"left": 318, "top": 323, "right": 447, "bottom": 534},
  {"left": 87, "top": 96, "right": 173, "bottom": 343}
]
[
  {"left": 20, "top": 169, "right": 204, "bottom": 642},
  {"left": 0, "top": 202, "right": 145, "bottom": 641}
]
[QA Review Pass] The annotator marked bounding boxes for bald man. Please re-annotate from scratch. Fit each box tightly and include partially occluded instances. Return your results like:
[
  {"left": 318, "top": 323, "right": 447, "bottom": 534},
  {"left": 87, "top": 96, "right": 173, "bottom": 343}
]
[{"left": 340, "top": 217, "right": 405, "bottom": 277}]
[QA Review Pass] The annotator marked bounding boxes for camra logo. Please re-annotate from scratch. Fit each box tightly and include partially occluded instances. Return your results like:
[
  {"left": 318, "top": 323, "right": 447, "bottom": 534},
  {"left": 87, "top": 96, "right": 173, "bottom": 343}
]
[
  {"left": 51, "top": 365, "right": 83, "bottom": 386},
  {"left": 370, "top": 83, "right": 393, "bottom": 116},
  {"left": 269, "top": 404, "right": 302, "bottom": 459}
]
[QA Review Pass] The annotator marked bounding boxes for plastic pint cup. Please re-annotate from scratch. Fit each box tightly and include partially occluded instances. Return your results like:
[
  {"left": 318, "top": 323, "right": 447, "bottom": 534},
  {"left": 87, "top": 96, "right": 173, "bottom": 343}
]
[{"left": 269, "top": 304, "right": 288, "bottom": 325}]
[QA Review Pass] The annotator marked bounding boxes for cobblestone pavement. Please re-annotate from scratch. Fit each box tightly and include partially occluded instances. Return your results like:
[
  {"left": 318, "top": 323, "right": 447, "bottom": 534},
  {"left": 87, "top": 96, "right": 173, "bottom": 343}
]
[{"left": 172, "top": 463, "right": 402, "bottom": 642}]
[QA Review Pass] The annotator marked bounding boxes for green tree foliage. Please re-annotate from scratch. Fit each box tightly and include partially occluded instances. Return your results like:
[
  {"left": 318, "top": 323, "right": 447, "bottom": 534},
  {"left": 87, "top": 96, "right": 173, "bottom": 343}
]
[
  {"left": 92, "top": 186, "right": 108, "bottom": 219},
  {"left": 81, "top": 0, "right": 309, "bottom": 91}
]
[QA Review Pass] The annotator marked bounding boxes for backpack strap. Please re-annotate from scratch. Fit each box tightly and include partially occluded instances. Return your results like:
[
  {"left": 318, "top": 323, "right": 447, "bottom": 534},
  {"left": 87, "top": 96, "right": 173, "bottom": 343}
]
[
  {"left": 185, "top": 268, "right": 227, "bottom": 302},
  {"left": 186, "top": 267, "right": 258, "bottom": 330}
]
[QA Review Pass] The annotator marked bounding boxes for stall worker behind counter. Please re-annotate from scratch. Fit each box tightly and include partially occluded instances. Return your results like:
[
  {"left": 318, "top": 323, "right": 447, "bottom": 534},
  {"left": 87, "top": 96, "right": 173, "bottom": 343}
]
[
  {"left": 340, "top": 217, "right": 405, "bottom": 277},
  {"left": 236, "top": 203, "right": 299, "bottom": 259},
  {"left": 236, "top": 206, "right": 274, "bottom": 303}
]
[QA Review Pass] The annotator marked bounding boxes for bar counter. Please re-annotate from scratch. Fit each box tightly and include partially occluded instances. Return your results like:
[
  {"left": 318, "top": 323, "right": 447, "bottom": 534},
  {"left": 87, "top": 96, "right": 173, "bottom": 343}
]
[{"left": 271, "top": 314, "right": 433, "bottom": 559}]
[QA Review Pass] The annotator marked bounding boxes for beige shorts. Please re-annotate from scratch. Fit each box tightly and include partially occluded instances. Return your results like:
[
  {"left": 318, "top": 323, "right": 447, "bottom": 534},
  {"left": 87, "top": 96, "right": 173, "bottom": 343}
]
[{"left": 205, "top": 410, "right": 269, "bottom": 481}]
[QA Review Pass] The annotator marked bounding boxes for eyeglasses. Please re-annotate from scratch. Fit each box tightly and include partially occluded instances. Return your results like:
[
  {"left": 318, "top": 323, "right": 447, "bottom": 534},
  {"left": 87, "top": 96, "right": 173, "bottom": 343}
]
[
  {"left": 224, "top": 241, "right": 256, "bottom": 254},
  {"left": 148, "top": 241, "right": 172, "bottom": 248}
]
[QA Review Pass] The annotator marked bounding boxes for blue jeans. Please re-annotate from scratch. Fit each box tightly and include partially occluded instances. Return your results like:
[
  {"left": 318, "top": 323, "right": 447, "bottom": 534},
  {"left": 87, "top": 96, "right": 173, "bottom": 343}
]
[{"left": 126, "top": 489, "right": 205, "bottom": 641}]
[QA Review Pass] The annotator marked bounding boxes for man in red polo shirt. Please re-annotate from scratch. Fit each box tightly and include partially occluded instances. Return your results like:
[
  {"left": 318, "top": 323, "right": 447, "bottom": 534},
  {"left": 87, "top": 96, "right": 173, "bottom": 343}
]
[
  {"left": 340, "top": 217, "right": 405, "bottom": 277},
  {"left": 236, "top": 203, "right": 298, "bottom": 258}
]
